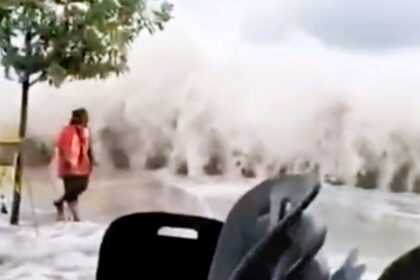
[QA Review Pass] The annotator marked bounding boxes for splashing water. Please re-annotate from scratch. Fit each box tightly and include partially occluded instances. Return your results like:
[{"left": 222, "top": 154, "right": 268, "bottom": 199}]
[{"left": 1, "top": 1, "right": 420, "bottom": 192}]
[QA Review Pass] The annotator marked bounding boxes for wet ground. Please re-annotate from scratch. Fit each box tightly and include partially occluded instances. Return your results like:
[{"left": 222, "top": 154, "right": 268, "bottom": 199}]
[{"left": 2, "top": 167, "right": 420, "bottom": 279}]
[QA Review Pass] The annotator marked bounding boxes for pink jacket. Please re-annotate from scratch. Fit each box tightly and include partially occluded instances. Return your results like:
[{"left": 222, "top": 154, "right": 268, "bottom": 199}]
[{"left": 56, "top": 124, "right": 92, "bottom": 178}]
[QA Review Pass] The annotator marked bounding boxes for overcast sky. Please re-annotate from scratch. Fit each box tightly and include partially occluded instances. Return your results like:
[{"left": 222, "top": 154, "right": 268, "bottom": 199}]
[
  {"left": 2, "top": 0, "right": 420, "bottom": 94},
  {"left": 175, "top": 0, "right": 420, "bottom": 50}
]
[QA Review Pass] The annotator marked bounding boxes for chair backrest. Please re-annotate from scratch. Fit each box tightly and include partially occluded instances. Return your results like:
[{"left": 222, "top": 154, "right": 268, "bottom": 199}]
[
  {"left": 378, "top": 245, "right": 420, "bottom": 280},
  {"left": 208, "top": 174, "right": 321, "bottom": 280},
  {"left": 96, "top": 212, "right": 223, "bottom": 280}
]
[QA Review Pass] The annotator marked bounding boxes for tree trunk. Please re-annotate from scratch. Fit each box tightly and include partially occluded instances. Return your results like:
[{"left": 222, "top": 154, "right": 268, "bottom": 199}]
[
  {"left": 10, "top": 30, "right": 33, "bottom": 225},
  {"left": 10, "top": 78, "right": 30, "bottom": 225}
]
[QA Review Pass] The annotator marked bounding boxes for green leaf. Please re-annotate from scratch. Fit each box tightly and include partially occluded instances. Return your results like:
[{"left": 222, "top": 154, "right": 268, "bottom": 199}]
[
  {"left": 47, "top": 63, "right": 67, "bottom": 87},
  {"left": 0, "top": 0, "right": 173, "bottom": 87}
]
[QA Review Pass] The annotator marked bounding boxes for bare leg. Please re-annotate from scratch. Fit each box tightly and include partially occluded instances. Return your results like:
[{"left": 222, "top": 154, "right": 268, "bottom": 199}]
[
  {"left": 53, "top": 198, "right": 65, "bottom": 221},
  {"left": 68, "top": 201, "right": 80, "bottom": 222},
  {"left": 54, "top": 178, "right": 66, "bottom": 221}
]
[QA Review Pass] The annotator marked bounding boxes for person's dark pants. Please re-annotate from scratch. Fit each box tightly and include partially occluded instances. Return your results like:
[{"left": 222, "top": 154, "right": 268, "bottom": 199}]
[{"left": 62, "top": 175, "right": 89, "bottom": 203}]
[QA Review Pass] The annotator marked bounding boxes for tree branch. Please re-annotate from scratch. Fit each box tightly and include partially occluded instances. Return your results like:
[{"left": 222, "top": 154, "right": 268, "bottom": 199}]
[
  {"left": 29, "top": 71, "right": 45, "bottom": 86},
  {"left": 14, "top": 68, "right": 23, "bottom": 82}
]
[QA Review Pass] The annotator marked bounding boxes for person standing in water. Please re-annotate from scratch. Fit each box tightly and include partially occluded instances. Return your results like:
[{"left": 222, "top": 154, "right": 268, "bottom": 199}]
[{"left": 53, "top": 108, "right": 94, "bottom": 221}]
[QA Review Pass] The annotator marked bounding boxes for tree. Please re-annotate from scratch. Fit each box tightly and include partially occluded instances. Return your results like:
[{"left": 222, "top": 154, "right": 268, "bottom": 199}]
[{"left": 0, "top": 0, "right": 173, "bottom": 225}]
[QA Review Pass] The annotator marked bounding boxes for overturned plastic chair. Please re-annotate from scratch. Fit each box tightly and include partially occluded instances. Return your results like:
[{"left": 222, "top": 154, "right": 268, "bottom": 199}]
[
  {"left": 208, "top": 174, "right": 365, "bottom": 280},
  {"left": 96, "top": 212, "right": 223, "bottom": 280}
]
